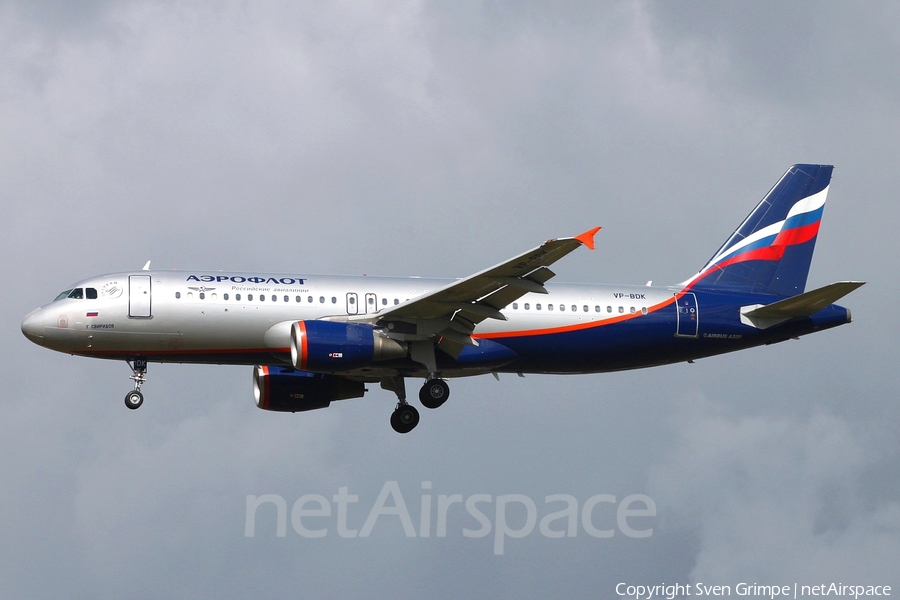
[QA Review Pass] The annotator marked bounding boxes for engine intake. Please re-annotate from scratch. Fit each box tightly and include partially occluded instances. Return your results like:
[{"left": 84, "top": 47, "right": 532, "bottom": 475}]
[
  {"left": 253, "top": 365, "right": 365, "bottom": 412},
  {"left": 291, "top": 320, "right": 406, "bottom": 373}
]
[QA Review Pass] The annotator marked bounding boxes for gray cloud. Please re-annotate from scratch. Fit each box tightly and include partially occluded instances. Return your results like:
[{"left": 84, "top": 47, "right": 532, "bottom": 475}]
[{"left": 650, "top": 404, "right": 900, "bottom": 584}]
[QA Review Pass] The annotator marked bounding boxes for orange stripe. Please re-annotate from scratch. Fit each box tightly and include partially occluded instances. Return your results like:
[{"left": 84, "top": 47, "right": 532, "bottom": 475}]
[
  {"left": 81, "top": 347, "right": 291, "bottom": 357},
  {"left": 476, "top": 295, "right": 677, "bottom": 339}
]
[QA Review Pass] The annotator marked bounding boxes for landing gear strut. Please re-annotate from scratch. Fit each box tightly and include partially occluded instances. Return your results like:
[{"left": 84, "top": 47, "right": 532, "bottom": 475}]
[{"left": 124, "top": 358, "right": 147, "bottom": 410}]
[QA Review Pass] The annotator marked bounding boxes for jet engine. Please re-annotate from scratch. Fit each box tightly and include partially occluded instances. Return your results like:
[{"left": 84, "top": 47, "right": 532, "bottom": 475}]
[
  {"left": 253, "top": 365, "right": 365, "bottom": 412},
  {"left": 290, "top": 320, "right": 406, "bottom": 373}
]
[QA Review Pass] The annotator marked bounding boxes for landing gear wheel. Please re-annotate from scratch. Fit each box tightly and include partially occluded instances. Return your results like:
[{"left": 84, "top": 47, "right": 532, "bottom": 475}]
[
  {"left": 124, "top": 390, "right": 144, "bottom": 410},
  {"left": 390, "top": 404, "right": 420, "bottom": 434},
  {"left": 419, "top": 379, "right": 449, "bottom": 409}
]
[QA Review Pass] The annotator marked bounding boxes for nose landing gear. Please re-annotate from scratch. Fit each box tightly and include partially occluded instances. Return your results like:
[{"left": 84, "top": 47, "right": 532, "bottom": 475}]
[{"left": 124, "top": 358, "right": 147, "bottom": 410}]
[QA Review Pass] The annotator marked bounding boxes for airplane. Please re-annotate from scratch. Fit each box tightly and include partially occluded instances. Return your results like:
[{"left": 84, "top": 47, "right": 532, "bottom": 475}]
[{"left": 22, "top": 164, "right": 863, "bottom": 433}]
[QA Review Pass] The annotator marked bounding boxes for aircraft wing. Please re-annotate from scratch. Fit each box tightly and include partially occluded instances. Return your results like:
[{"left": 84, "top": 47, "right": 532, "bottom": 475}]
[{"left": 356, "top": 227, "right": 600, "bottom": 355}]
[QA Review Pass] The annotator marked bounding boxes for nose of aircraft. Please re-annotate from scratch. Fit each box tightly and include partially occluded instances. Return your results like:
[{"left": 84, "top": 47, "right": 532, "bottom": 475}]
[{"left": 21, "top": 307, "right": 44, "bottom": 343}]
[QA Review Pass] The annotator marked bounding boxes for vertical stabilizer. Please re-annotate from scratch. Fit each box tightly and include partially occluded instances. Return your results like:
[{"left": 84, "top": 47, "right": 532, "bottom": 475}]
[{"left": 689, "top": 164, "right": 833, "bottom": 296}]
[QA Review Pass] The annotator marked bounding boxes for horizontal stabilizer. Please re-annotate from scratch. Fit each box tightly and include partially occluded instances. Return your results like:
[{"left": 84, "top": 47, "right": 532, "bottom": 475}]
[{"left": 740, "top": 281, "right": 865, "bottom": 329}]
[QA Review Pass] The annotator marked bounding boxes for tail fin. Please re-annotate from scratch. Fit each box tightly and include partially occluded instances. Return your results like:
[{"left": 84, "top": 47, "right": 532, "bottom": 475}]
[{"left": 689, "top": 164, "right": 833, "bottom": 296}]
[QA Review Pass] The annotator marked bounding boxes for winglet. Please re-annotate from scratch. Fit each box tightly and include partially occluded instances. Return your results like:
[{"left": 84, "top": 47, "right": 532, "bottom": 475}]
[{"left": 574, "top": 227, "right": 601, "bottom": 250}]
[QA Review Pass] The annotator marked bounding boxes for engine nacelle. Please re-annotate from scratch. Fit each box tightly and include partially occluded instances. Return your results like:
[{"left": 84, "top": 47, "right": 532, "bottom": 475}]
[
  {"left": 291, "top": 320, "right": 406, "bottom": 373},
  {"left": 253, "top": 365, "right": 365, "bottom": 412}
]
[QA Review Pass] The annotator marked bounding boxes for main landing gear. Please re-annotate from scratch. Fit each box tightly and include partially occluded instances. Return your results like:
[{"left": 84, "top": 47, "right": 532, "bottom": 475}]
[
  {"left": 124, "top": 358, "right": 148, "bottom": 410},
  {"left": 419, "top": 378, "right": 450, "bottom": 409},
  {"left": 383, "top": 375, "right": 451, "bottom": 433},
  {"left": 390, "top": 403, "right": 419, "bottom": 434}
]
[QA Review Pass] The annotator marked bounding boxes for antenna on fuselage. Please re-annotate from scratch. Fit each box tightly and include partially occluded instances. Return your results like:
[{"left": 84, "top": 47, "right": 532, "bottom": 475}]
[{"left": 142, "top": 261, "right": 151, "bottom": 271}]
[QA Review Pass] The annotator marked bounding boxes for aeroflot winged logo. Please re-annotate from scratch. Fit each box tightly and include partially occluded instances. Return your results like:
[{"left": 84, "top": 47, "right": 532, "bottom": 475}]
[{"left": 187, "top": 275, "right": 307, "bottom": 285}]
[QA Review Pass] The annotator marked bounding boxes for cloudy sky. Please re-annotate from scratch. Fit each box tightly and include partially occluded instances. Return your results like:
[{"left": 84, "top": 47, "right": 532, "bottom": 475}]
[{"left": 3, "top": 1, "right": 898, "bottom": 598}]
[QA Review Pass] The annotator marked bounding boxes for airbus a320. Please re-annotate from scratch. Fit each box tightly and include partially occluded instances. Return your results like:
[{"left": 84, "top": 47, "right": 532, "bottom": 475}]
[{"left": 22, "top": 164, "right": 863, "bottom": 433}]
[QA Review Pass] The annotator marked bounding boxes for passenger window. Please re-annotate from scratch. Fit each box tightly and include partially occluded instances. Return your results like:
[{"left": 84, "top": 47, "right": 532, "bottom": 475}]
[
  {"left": 512, "top": 303, "right": 518, "bottom": 310},
  {"left": 319, "top": 296, "right": 325, "bottom": 303},
  {"left": 572, "top": 305, "right": 577, "bottom": 312},
  {"left": 86, "top": 288, "right": 98, "bottom": 299},
  {"left": 308, "top": 296, "right": 313, "bottom": 303},
  {"left": 68, "top": 288, "right": 84, "bottom": 299},
  {"left": 296, "top": 296, "right": 301, "bottom": 303},
  {"left": 548, "top": 304, "right": 553, "bottom": 311},
  {"left": 607, "top": 306, "right": 612, "bottom": 313},
  {"left": 595, "top": 306, "right": 601, "bottom": 312},
  {"left": 236, "top": 294, "right": 241, "bottom": 301},
  {"left": 331, "top": 297, "right": 337, "bottom": 304},
  {"left": 630, "top": 307, "right": 636, "bottom": 314},
  {"left": 200, "top": 292, "right": 205, "bottom": 300},
  {"left": 248, "top": 294, "right": 253, "bottom": 301},
  {"left": 641, "top": 307, "right": 648, "bottom": 315},
  {"left": 559, "top": 304, "right": 564, "bottom": 311},
  {"left": 524, "top": 303, "right": 530, "bottom": 310},
  {"left": 382, "top": 298, "right": 387, "bottom": 306},
  {"left": 536, "top": 304, "right": 542, "bottom": 311},
  {"left": 176, "top": 292, "right": 181, "bottom": 299},
  {"left": 260, "top": 295, "right": 265, "bottom": 302},
  {"left": 618, "top": 306, "right": 624, "bottom": 314},
  {"left": 583, "top": 305, "right": 588, "bottom": 312},
  {"left": 224, "top": 293, "right": 229, "bottom": 300},
  {"left": 394, "top": 299, "right": 399, "bottom": 305}
]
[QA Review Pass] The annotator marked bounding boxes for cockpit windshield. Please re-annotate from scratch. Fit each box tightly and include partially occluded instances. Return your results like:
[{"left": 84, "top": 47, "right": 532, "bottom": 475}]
[{"left": 53, "top": 288, "right": 97, "bottom": 301}]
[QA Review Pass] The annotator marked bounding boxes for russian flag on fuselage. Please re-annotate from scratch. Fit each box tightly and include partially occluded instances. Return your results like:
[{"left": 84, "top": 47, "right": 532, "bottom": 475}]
[{"left": 690, "top": 164, "right": 833, "bottom": 296}]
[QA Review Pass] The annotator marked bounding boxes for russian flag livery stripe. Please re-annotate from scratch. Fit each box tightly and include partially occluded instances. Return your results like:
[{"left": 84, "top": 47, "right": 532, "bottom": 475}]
[
  {"left": 700, "top": 186, "right": 827, "bottom": 272},
  {"left": 688, "top": 164, "right": 833, "bottom": 296},
  {"left": 86, "top": 312, "right": 99, "bottom": 317}
]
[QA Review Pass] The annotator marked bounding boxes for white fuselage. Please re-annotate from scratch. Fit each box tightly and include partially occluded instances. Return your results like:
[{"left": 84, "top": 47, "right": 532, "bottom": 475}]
[{"left": 22, "top": 270, "right": 675, "bottom": 367}]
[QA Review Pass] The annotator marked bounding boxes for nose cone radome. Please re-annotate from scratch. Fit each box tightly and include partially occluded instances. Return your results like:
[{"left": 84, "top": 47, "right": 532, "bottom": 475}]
[{"left": 21, "top": 308, "right": 45, "bottom": 344}]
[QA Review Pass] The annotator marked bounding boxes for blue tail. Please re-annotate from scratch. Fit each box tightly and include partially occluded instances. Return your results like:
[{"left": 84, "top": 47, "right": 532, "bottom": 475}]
[{"left": 688, "top": 164, "right": 833, "bottom": 296}]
